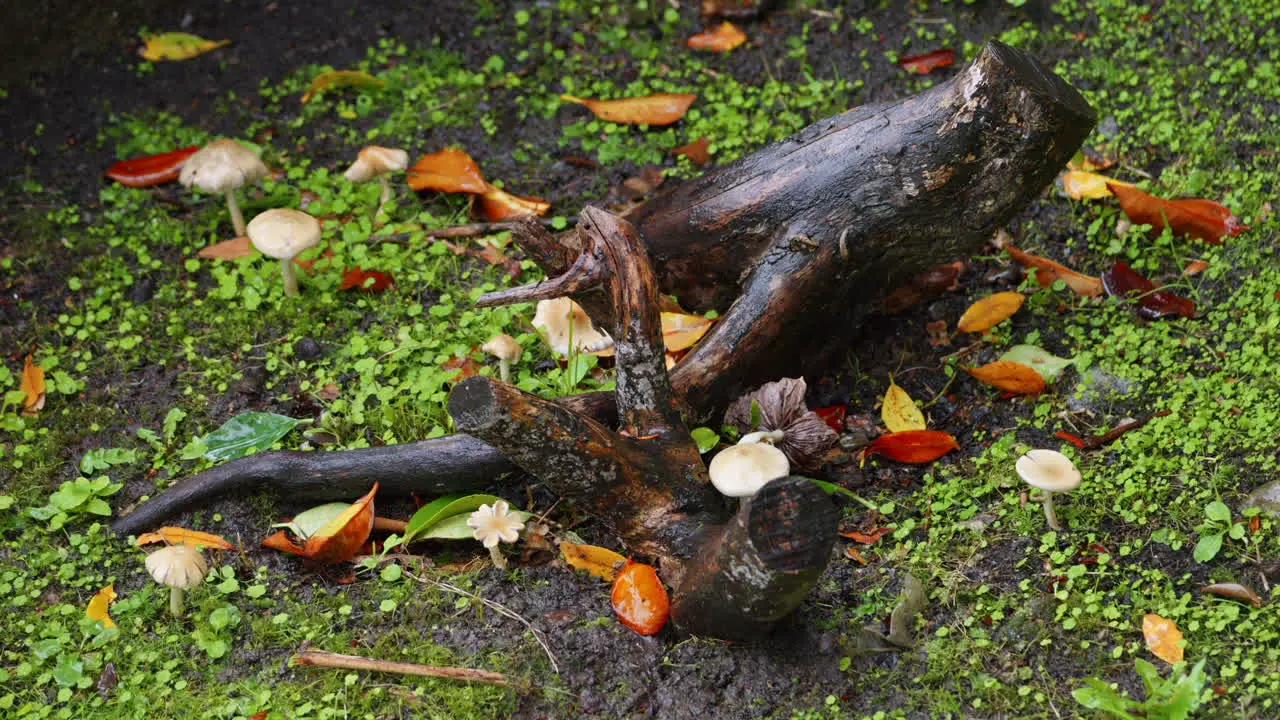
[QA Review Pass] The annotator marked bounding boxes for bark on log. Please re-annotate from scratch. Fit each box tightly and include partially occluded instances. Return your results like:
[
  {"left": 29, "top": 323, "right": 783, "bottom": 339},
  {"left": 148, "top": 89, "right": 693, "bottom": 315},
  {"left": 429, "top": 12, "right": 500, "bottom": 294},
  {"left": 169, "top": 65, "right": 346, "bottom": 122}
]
[{"left": 111, "top": 40, "right": 1093, "bottom": 537}]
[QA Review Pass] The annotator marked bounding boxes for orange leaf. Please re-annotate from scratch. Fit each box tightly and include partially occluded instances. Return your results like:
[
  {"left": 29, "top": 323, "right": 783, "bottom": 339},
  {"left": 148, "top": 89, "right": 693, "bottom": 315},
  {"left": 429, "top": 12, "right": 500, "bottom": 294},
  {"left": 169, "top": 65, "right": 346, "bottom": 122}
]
[
  {"left": 406, "top": 148, "right": 492, "bottom": 194},
  {"left": 136, "top": 526, "right": 236, "bottom": 551},
  {"left": 845, "top": 547, "right": 869, "bottom": 564},
  {"left": 1109, "top": 183, "right": 1249, "bottom": 245},
  {"left": 1184, "top": 259, "right": 1209, "bottom": 276},
  {"left": 262, "top": 530, "right": 307, "bottom": 556},
  {"left": 1142, "top": 613, "right": 1184, "bottom": 664},
  {"left": 339, "top": 267, "right": 394, "bottom": 293},
  {"left": 965, "top": 361, "right": 1047, "bottom": 395},
  {"left": 559, "top": 541, "right": 628, "bottom": 581},
  {"left": 20, "top": 356, "right": 45, "bottom": 416},
  {"left": 839, "top": 527, "right": 894, "bottom": 545},
  {"left": 956, "top": 292, "right": 1025, "bottom": 333},
  {"left": 611, "top": 560, "right": 670, "bottom": 635},
  {"left": 672, "top": 136, "right": 712, "bottom": 165},
  {"left": 476, "top": 188, "right": 550, "bottom": 221},
  {"left": 299, "top": 483, "right": 378, "bottom": 564},
  {"left": 105, "top": 146, "right": 199, "bottom": 188},
  {"left": 1061, "top": 171, "right": 1132, "bottom": 200},
  {"left": 687, "top": 22, "right": 748, "bottom": 52},
  {"left": 442, "top": 355, "right": 481, "bottom": 383},
  {"left": 864, "top": 430, "right": 959, "bottom": 464},
  {"left": 1005, "top": 245, "right": 1103, "bottom": 297},
  {"left": 196, "top": 236, "right": 255, "bottom": 260},
  {"left": 661, "top": 311, "right": 715, "bottom": 352},
  {"left": 560, "top": 93, "right": 697, "bottom": 126},
  {"left": 899, "top": 48, "right": 955, "bottom": 74},
  {"left": 86, "top": 584, "right": 117, "bottom": 629}
]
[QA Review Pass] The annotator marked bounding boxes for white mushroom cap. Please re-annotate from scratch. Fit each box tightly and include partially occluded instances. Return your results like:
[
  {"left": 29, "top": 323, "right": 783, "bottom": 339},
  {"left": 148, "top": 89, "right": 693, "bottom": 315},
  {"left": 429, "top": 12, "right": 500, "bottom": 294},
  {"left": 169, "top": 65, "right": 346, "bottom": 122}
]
[
  {"left": 1015, "top": 449, "right": 1082, "bottom": 493},
  {"left": 145, "top": 545, "right": 209, "bottom": 589},
  {"left": 708, "top": 442, "right": 790, "bottom": 498},
  {"left": 532, "top": 297, "right": 615, "bottom": 356},
  {"left": 246, "top": 209, "right": 322, "bottom": 260},
  {"left": 179, "top": 139, "right": 268, "bottom": 194},
  {"left": 344, "top": 146, "right": 409, "bottom": 183},
  {"left": 482, "top": 334, "right": 523, "bottom": 363}
]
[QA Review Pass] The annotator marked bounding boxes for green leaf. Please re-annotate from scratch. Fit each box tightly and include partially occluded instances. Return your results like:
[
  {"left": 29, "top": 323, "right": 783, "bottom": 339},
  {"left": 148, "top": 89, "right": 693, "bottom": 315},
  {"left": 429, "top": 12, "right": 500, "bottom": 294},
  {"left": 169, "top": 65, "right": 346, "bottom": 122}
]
[
  {"left": 1204, "top": 500, "right": 1231, "bottom": 524},
  {"left": 690, "top": 427, "right": 721, "bottom": 454},
  {"left": 1193, "top": 532, "right": 1223, "bottom": 563},
  {"left": 401, "top": 494, "right": 507, "bottom": 546},
  {"left": 1159, "top": 659, "right": 1207, "bottom": 719},
  {"left": 30, "top": 638, "right": 63, "bottom": 660},
  {"left": 1072, "top": 680, "right": 1139, "bottom": 718},
  {"left": 805, "top": 477, "right": 878, "bottom": 511},
  {"left": 84, "top": 498, "right": 113, "bottom": 517},
  {"left": 0, "top": 495, "right": 13, "bottom": 510},
  {"left": 999, "top": 345, "right": 1075, "bottom": 382},
  {"left": 201, "top": 412, "right": 301, "bottom": 462},
  {"left": 272, "top": 502, "right": 350, "bottom": 540},
  {"left": 418, "top": 510, "right": 534, "bottom": 540},
  {"left": 51, "top": 655, "right": 85, "bottom": 688},
  {"left": 749, "top": 399, "right": 763, "bottom": 430}
]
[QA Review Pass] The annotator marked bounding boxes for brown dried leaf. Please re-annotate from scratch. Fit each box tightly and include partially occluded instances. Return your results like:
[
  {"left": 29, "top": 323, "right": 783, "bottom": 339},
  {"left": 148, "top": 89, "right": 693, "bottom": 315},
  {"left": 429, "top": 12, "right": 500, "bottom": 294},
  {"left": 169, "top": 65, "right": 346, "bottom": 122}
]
[
  {"left": 687, "top": 22, "right": 748, "bottom": 52},
  {"left": 724, "top": 378, "right": 837, "bottom": 469},
  {"left": 560, "top": 93, "right": 697, "bottom": 126},
  {"left": 672, "top": 136, "right": 712, "bottom": 165},
  {"left": 135, "top": 526, "right": 236, "bottom": 551},
  {"left": 197, "top": 236, "right": 255, "bottom": 260},
  {"left": 1005, "top": 245, "right": 1103, "bottom": 297},
  {"left": 1201, "top": 582, "right": 1263, "bottom": 608}
]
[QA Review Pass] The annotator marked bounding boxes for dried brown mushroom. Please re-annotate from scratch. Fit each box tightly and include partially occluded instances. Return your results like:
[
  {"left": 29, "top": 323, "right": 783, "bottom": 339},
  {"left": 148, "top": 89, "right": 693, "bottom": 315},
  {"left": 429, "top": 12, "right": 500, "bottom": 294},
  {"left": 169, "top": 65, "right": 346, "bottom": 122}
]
[{"left": 724, "top": 377, "right": 837, "bottom": 469}]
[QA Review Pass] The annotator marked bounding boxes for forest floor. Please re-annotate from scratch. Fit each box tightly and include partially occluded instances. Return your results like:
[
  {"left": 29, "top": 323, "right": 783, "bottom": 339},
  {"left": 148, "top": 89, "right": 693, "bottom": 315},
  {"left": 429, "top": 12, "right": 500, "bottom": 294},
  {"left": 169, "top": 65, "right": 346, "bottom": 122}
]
[{"left": 3, "top": 1, "right": 1280, "bottom": 718}]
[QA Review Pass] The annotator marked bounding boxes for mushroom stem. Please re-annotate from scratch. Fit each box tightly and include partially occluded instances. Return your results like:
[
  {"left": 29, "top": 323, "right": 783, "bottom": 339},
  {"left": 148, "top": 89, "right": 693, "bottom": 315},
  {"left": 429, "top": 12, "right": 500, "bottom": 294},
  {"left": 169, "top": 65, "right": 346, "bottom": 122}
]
[
  {"left": 280, "top": 258, "right": 300, "bottom": 297},
  {"left": 378, "top": 176, "right": 393, "bottom": 215},
  {"left": 169, "top": 587, "right": 185, "bottom": 617},
  {"left": 487, "top": 544, "right": 507, "bottom": 570},
  {"left": 225, "top": 189, "right": 246, "bottom": 236},
  {"left": 1041, "top": 492, "right": 1060, "bottom": 530},
  {"left": 498, "top": 359, "right": 511, "bottom": 383}
]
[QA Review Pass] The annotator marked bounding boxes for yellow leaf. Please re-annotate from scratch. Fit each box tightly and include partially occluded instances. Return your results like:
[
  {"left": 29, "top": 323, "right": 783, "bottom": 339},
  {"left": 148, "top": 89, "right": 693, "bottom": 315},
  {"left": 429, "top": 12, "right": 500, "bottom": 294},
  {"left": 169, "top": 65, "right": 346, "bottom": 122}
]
[
  {"left": 956, "top": 292, "right": 1025, "bottom": 333},
  {"left": 86, "top": 584, "right": 117, "bottom": 628},
  {"left": 560, "top": 541, "right": 627, "bottom": 581},
  {"left": 301, "top": 70, "right": 386, "bottom": 103},
  {"left": 20, "top": 356, "right": 46, "bottom": 416},
  {"left": 560, "top": 93, "right": 697, "bottom": 126},
  {"left": 660, "top": 312, "right": 715, "bottom": 352},
  {"left": 1061, "top": 171, "right": 1133, "bottom": 200},
  {"left": 882, "top": 378, "right": 926, "bottom": 433},
  {"left": 136, "top": 526, "right": 237, "bottom": 551},
  {"left": 139, "top": 32, "right": 230, "bottom": 62},
  {"left": 1142, "top": 613, "right": 1184, "bottom": 664}
]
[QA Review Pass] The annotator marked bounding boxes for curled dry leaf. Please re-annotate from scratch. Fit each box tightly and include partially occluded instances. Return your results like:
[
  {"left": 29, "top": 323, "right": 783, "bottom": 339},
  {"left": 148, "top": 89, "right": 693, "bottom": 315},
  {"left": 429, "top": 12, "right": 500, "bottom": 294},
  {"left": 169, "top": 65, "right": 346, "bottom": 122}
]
[
  {"left": 406, "top": 148, "right": 492, "bottom": 194},
  {"left": 1142, "top": 613, "right": 1184, "bottom": 664},
  {"left": 560, "top": 93, "right": 697, "bottom": 126},
  {"left": 672, "top": 136, "right": 712, "bottom": 165},
  {"left": 687, "top": 22, "right": 748, "bottom": 52},
  {"left": 724, "top": 377, "right": 837, "bottom": 469},
  {"left": 1201, "top": 582, "right": 1263, "bottom": 608},
  {"left": 956, "top": 292, "right": 1025, "bottom": 333},
  {"left": 1067, "top": 148, "right": 1116, "bottom": 172},
  {"left": 559, "top": 541, "right": 628, "bottom": 581},
  {"left": 899, "top": 48, "right": 956, "bottom": 74},
  {"left": 197, "top": 236, "right": 255, "bottom": 260},
  {"left": 611, "top": 560, "right": 670, "bottom": 635},
  {"left": 135, "top": 526, "right": 236, "bottom": 551},
  {"left": 1061, "top": 171, "right": 1132, "bottom": 200},
  {"left": 1109, "top": 183, "right": 1248, "bottom": 245},
  {"left": 661, "top": 311, "right": 715, "bottom": 352},
  {"left": 263, "top": 483, "right": 378, "bottom": 564},
  {"left": 86, "top": 584, "right": 117, "bottom": 629},
  {"left": 476, "top": 188, "right": 550, "bottom": 221},
  {"left": 881, "top": 379, "right": 926, "bottom": 433},
  {"left": 1102, "top": 261, "right": 1196, "bottom": 320},
  {"left": 999, "top": 345, "right": 1075, "bottom": 383},
  {"left": 840, "top": 527, "right": 894, "bottom": 545},
  {"left": 1005, "top": 245, "right": 1103, "bottom": 297},
  {"left": 301, "top": 70, "right": 385, "bottom": 103},
  {"left": 965, "top": 360, "right": 1047, "bottom": 395},
  {"left": 139, "top": 32, "right": 229, "bottom": 61},
  {"left": 105, "top": 147, "right": 199, "bottom": 188},
  {"left": 339, "top": 268, "right": 394, "bottom": 293},
  {"left": 863, "top": 430, "right": 959, "bottom": 464},
  {"left": 21, "top": 356, "right": 45, "bottom": 416}
]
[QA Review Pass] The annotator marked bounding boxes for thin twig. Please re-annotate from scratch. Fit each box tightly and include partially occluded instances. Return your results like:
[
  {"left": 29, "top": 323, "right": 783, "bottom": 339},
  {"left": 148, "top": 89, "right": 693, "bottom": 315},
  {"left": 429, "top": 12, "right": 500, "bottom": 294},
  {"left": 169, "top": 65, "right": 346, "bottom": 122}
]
[
  {"left": 372, "top": 217, "right": 577, "bottom": 244},
  {"left": 373, "top": 516, "right": 409, "bottom": 533},
  {"left": 292, "top": 647, "right": 508, "bottom": 686}
]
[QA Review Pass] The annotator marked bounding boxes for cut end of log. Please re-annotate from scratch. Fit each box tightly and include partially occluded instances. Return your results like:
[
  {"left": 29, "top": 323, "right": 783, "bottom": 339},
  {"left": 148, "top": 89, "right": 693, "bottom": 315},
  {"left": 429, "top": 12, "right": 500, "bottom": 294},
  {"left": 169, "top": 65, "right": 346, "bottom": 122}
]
[
  {"left": 448, "top": 376, "right": 503, "bottom": 432},
  {"left": 745, "top": 476, "right": 839, "bottom": 574},
  {"left": 978, "top": 40, "right": 1096, "bottom": 124}
]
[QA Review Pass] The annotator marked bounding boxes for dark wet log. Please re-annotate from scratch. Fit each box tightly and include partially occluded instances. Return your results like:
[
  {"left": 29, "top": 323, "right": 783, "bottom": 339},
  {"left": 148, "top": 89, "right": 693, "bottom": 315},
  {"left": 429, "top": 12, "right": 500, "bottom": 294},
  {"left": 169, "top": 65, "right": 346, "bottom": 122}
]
[{"left": 670, "top": 476, "right": 838, "bottom": 640}]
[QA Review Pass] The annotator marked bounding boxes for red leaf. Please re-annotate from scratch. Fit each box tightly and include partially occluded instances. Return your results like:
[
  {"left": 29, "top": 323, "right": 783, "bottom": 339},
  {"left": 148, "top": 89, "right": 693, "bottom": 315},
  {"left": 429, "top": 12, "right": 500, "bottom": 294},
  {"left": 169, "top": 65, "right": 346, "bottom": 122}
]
[
  {"left": 672, "top": 136, "right": 712, "bottom": 165},
  {"left": 105, "top": 146, "right": 199, "bottom": 188},
  {"left": 339, "top": 267, "right": 394, "bottom": 293},
  {"left": 864, "top": 430, "right": 959, "bottom": 464},
  {"left": 1109, "top": 183, "right": 1248, "bottom": 245},
  {"left": 813, "top": 404, "right": 847, "bottom": 433},
  {"left": 1101, "top": 262, "right": 1196, "bottom": 320},
  {"left": 1054, "top": 430, "right": 1087, "bottom": 450},
  {"left": 899, "top": 48, "right": 955, "bottom": 74},
  {"left": 611, "top": 560, "right": 670, "bottom": 635}
]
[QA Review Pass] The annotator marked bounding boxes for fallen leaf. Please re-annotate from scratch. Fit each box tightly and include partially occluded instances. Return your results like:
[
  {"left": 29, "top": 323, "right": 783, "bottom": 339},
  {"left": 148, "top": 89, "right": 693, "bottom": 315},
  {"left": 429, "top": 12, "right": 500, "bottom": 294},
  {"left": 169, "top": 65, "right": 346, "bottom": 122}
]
[
  {"left": 845, "top": 547, "right": 869, "bottom": 564},
  {"left": 407, "top": 148, "right": 493, "bottom": 194},
  {"left": 672, "top": 137, "right": 712, "bottom": 165},
  {"left": 661, "top": 312, "right": 715, "bottom": 352},
  {"left": 1201, "top": 582, "right": 1263, "bottom": 609},
  {"left": 998, "top": 345, "right": 1075, "bottom": 383},
  {"left": 560, "top": 93, "right": 697, "bottom": 126},
  {"left": 139, "top": 32, "right": 229, "bottom": 61},
  {"left": 273, "top": 503, "right": 350, "bottom": 541},
  {"left": 899, "top": 48, "right": 955, "bottom": 74},
  {"left": 864, "top": 430, "right": 959, "bottom": 464},
  {"left": 1102, "top": 261, "right": 1196, "bottom": 320},
  {"left": 476, "top": 188, "right": 550, "bottom": 221},
  {"left": 196, "top": 236, "right": 255, "bottom": 260},
  {"left": 301, "top": 70, "right": 386, "bottom": 103},
  {"left": 882, "top": 379, "right": 926, "bottom": 433},
  {"left": 401, "top": 493, "right": 508, "bottom": 546},
  {"left": 20, "top": 356, "right": 45, "bottom": 416},
  {"left": 956, "top": 292, "right": 1025, "bottom": 333},
  {"left": 1061, "top": 171, "right": 1132, "bottom": 200},
  {"left": 611, "top": 560, "right": 670, "bottom": 635},
  {"left": 135, "top": 527, "right": 236, "bottom": 551},
  {"left": 262, "top": 530, "right": 307, "bottom": 556},
  {"left": 560, "top": 541, "right": 628, "bottom": 581},
  {"left": 1142, "top": 613, "right": 1185, "bottom": 664},
  {"left": 813, "top": 404, "right": 847, "bottom": 433},
  {"left": 965, "top": 360, "right": 1047, "bottom": 395},
  {"left": 105, "top": 147, "right": 199, "bottom": 188},
  {"left": 687, "top": 22, "right": 748, "bottom": 52},
  {"left": 840, "top": 527, "right": 894, "bottom": 545},
  {"left": 339, "top": 268, "right": 394, "bottom": 293},
  {"left": 1109, "top": 183, "right": 1248, "bottom": 245},
  {"left": 442, "top": 355, "right": 482, "bottom": 383},
  {"left": 1184, "top": 260, "right": 1210, "bottom": 276},
  {"left": 301, "top": 483, "right": 378, "bottom": 564},
  {"left": 925, "top": 320, "right": 950, "bottom": 347},
  {"left": 1067, "top": 148, "right": 1115, "bottom": 172},
  {"left": 884, "top": 261, "right": 965, "bottom": 313},
  {"left": 86, "top": 584, "right": 117, "bottom": 629},
  {"left": 1005, "top": 245, "right": 1103, "bottom": 297}
]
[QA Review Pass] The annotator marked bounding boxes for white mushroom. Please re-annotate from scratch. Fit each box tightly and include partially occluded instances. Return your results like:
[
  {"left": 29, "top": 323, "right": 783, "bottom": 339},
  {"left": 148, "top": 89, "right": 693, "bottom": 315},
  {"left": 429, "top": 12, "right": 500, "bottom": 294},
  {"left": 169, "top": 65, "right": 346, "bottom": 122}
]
[
  {"left": 145, "top": 545, "right": 208, "bottom": 617},
  {"left": 1015, "top": 449, "right": 1082, "bottom": 530},
  {"left": 179, "top": 139, "right": 269, "bottom": 236},
  {"left": 246, "top": 209, "right": 322, "bottom": 297},
  {"left": 532, "top": 297, "right": 614, "bottom": 357},
  {"left": 344, "top": 146, "right": 409, "bottom": 217},
  {"left": 467, "top": 500, "right": 525, "bottom": 570},
  {"left": 481, "top": 334, "right": 523, "bottom": 382},
  {"left": 707, "top": 442, "right": 790, "bottom": 498}
]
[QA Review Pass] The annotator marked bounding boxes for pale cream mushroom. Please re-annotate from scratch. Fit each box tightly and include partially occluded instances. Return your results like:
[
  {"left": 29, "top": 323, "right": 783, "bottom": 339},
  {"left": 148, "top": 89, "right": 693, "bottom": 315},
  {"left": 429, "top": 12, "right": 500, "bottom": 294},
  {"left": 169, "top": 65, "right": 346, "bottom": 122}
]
[
  {"left": 467, "top": 500, "right": 525, "bottom": 570},
  {"left": 246, "top": 209, "right": 322, "bottom": 297},
  {"left": 1015, "top": 449, "right": 1082, "bottom": 530},
  {"left": 707, "top": 441, "right": 790, "bottom": 498},
  {"left": 482, "top": 334, "right": 523, "bottom": 382},
  {"left": 532, "top": 297, "right": 614, "bottom": 357},
  {"left": 145, "top": 545, "right": 208, "bottom": 617},
  {"left": 179, "top": 139, "right": 269, "bottom": 236},
  {"left": 344, "top": 146, "right": 409, "bottom": 217}
]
